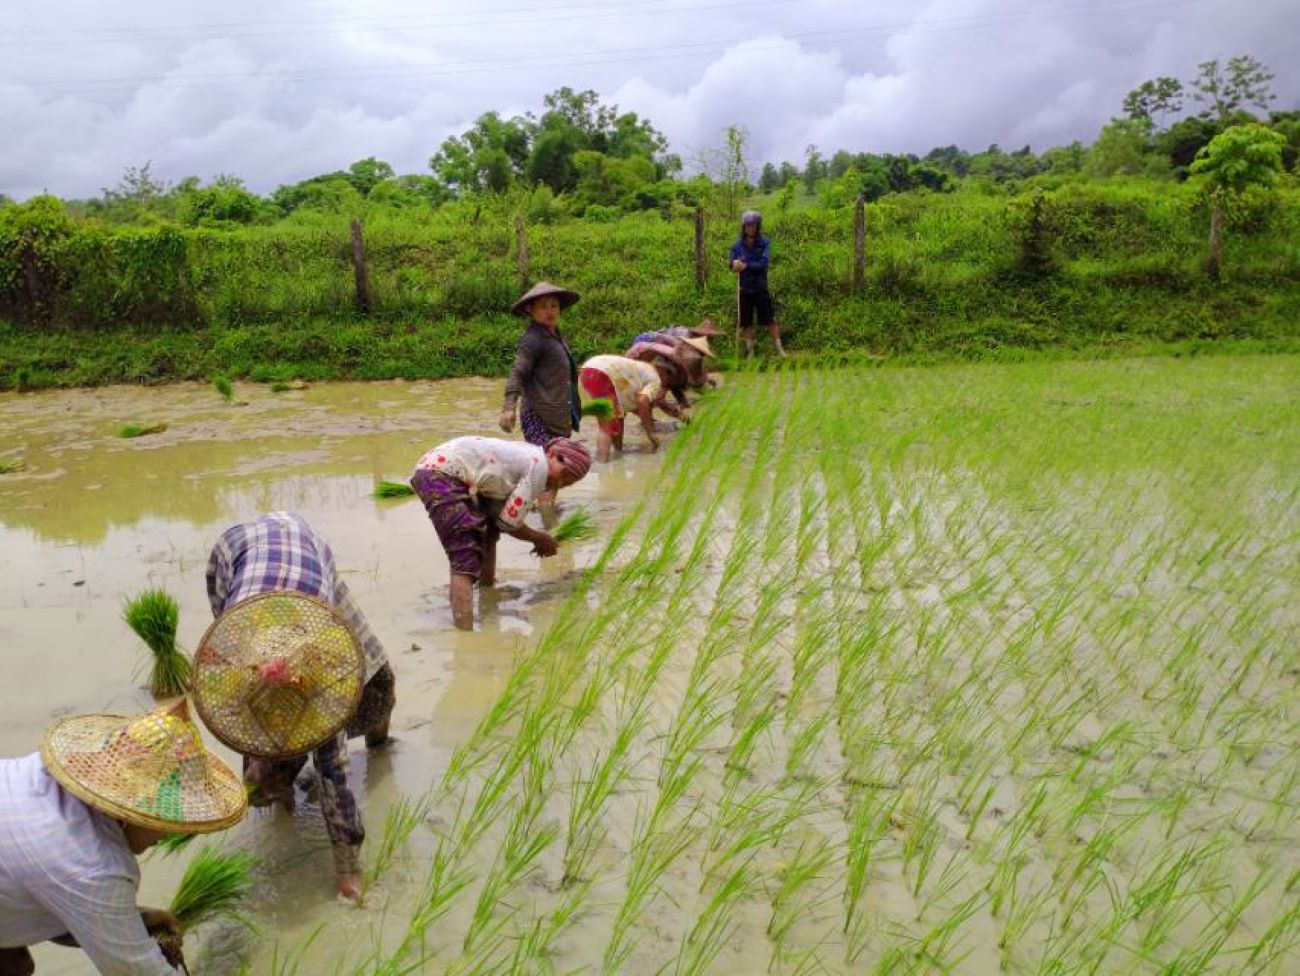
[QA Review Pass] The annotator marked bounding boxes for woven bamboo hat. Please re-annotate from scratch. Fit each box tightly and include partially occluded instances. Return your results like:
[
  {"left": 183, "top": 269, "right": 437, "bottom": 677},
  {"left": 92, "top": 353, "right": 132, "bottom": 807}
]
[
  {"left": 192, "top": 592, "right": 365, "bottom": 760},
  {"left": 511, "top": 281, "right": 580, "bottom": 316},
  {"left": 41, "top": 699, "right": 247, "bottom": 833},
  {"left": 682, "top": 336, "right": 716, "bottom": 359}
]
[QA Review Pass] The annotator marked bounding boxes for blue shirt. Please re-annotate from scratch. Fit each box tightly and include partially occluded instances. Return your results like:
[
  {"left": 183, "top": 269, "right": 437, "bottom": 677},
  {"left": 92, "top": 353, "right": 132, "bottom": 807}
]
[{"left": 729, "top": 234, "right": 771, "bottom": 293}]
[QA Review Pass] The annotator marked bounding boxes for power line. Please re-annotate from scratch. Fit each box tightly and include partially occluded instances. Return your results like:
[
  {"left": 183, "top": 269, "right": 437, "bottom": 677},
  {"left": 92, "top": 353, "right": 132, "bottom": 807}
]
[
  {"left": 5, "top": 0, "right": 1203, "bottom": 97},
  {"left": 0, "top": 0, "right": 767, "bottom": 45}
]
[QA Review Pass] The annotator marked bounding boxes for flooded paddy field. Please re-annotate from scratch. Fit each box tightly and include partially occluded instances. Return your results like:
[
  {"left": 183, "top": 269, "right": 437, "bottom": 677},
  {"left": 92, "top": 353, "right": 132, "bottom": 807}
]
[{"left": 2, "top": 354, "right": 1298, "bottom": 975}]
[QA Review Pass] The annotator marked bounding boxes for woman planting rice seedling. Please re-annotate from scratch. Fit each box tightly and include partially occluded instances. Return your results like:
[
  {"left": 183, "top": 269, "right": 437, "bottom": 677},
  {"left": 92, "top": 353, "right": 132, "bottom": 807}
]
[
  {"left": 409, "top": 435, "right": 592, "bottom": 630},
  {"left": 625, "top": 333, "right": 717, "bottom": 410},
  {"left": 198, "top": 512, "right": 396, "bottom": 903},
  {"left": 0, "top": 700, "right": 246, "bottom": 975},
  {"left": 578, "top": 353, "right": 688, "bottom": 461}
]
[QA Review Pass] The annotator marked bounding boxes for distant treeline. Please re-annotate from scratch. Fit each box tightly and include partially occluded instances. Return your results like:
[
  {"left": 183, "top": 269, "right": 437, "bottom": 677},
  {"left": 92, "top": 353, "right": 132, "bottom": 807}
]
[{"left": 1, "top": 55, "right": 1296, "bottom": 228}]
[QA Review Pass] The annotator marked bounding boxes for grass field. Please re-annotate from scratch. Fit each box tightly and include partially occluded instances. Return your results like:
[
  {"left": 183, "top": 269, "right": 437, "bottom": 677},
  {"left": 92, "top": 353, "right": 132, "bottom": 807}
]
[{"left": 288, "top": 353, "right": 1300, "bottom": 976}]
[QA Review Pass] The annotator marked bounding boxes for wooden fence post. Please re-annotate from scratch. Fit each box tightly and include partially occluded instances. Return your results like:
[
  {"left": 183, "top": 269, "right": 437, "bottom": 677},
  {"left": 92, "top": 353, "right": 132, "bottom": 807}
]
[
  {"left": 515, "top": 216, "right": 530, "bottom": 287},
  {"left": 694, "top": 207, "right": 707, "bottom": 292},
  {"left": 853, "top": 194, "right": 866, "bottom": 293},
  {"left": 349, "top": 219, "right": 371, "bottom": 314}
]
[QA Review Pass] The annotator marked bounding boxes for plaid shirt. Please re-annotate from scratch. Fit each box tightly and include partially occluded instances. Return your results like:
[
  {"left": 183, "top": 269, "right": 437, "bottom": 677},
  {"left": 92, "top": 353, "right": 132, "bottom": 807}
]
[
  {"left": 205, "top": 512, "right": 386, "bottom": 876},
  {"left": 205, "top": 512, "right": 386, "bottom": 680}
]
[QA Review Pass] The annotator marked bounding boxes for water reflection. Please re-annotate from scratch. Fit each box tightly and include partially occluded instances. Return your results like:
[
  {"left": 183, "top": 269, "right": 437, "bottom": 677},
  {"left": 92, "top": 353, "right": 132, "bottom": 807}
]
[{"left": 2, "top": 378, "right": 663, "bottom": 976}]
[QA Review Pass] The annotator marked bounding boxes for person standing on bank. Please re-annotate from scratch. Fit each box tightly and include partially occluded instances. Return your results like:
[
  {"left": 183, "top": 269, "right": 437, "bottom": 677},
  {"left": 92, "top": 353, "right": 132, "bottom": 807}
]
[
  {"left": 499, "top": 282, "right": 582, "bottom": 448},
  {"left": 729, "top": 210, "right": 785, "bottom": 357}
]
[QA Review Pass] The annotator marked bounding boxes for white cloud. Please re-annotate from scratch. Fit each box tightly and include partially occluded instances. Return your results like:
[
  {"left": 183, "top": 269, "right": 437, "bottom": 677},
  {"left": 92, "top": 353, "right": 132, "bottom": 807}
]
[{"left": 1, "top": 0, "right": 1297, "bottom": 199}]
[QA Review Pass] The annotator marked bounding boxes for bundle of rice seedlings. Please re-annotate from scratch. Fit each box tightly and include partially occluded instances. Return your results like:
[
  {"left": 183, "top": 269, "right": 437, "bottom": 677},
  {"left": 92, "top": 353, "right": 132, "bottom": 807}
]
[
  {"left": 374, "top": 480, "right": 416, "bottom": 499},
  {"left": 213, "top": 375, "right": 234, "bottom": 401},
  {"left": 554, "top": 508, "right": 597, "bottom": 544},
  {"left": 581, "top": 398, "right": 615, "bottom": 420},
  {"left": 156, "top": 846, "right": 258, "bottom": 969},
  {"left": 0, "top": 458, "right": 23, "bottom": 474},
  {"left": 119, "top": 422, "right": 168, "bottom": 439},
  {"left": 123, "top": 588, "right": 191, "bottom": 697}
]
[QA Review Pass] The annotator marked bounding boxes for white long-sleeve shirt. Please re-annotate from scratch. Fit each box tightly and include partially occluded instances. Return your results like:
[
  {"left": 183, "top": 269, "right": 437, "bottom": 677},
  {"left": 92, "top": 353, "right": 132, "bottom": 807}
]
[
  {"left": 413, "top": 437, "right": 548, "bottom": 530},
  {"left": 0, "top": 753, "right": 175, "bottom": 975}
]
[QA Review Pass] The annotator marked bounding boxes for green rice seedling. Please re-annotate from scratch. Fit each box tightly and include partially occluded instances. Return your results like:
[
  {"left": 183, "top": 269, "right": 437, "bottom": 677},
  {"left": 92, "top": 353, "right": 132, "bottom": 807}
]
[
  {"left": 213, "top": 375, "right": 234, "bottom": 401},
  {"left": 0, "top": 458, "right": 23, "bottom": 473},
  {"left": 119, "top": 422, "right": 168, "bottom": 438},
  {"left": 580, "top": 397, "right": 614, "bottom": 420},
  {"left": 373, "top": 479, "right": 415, "bottom": 499},
  {"left": 154, "top": 832, "right": 197, "bottom": 857},
  {"left": 169, "top": 846, "right": 258, "bottom": 929},
  {"left": 123, "top": 588, "right": 190, "bottom": 697},
  {"left": 552, "top": 507, "right": 596, "bottom": 544},
  {"left": 362, "top": 793, "right": 430, "bottom": 896}
]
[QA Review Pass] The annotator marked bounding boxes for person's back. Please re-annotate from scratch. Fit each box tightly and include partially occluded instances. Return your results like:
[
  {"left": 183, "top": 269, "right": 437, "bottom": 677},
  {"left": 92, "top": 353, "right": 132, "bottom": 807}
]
[{"left": 0, "top": 754, "right": 139, "bottom": 952}]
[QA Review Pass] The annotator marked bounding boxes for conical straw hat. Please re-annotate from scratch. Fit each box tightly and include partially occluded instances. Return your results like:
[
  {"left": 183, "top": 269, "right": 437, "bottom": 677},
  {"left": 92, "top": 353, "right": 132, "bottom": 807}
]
[
  {"left": 511, "top": 281, "right": 580, "bottom": 316},
  {"left": 682, "top": 336, "right": 715, "bottom": 359},
  {"left": 41, "top": 699, "right": 247, "bottom": 833},
  {"left": 192, "top": 592, "right": 365, "bottom": 760}
]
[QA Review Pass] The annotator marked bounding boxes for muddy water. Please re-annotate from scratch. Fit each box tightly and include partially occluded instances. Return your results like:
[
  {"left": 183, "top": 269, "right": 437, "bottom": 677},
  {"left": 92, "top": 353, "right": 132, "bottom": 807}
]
[{"left": 0, "top": 379, "right": 663, "bottom": 975}]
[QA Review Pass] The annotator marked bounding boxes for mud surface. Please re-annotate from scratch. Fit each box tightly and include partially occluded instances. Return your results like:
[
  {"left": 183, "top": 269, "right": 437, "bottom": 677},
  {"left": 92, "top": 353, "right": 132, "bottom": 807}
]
[{"left": 0, "top": 378, "right": 661, "bottom": 975}]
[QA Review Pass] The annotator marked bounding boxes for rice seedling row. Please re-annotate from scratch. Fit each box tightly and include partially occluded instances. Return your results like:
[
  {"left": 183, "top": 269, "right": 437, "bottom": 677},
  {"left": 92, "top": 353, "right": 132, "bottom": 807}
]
[{"left": 319, "top": 354, "right": 1297, "bottom": 975}]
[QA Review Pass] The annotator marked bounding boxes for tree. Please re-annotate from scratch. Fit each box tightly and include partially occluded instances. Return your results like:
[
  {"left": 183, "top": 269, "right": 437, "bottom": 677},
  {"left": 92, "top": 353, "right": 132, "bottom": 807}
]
[
  {"left": 176, "top": 175, "right": 265, "bottom": 226},
  {"left": 1041, "top": 141, "right": 1086, "bottom": 174},
  {"left": 758, "top": 162, "right": 780, "bottom": 193},
  {"left": 102, "top": 162, "right": 166, "bottom": 205},
  {"left": 698, "top": 125, "right": 750, "bottom": 219},
  {"left": 429, "top": 111, "right": 530, "bottom": 194},
  {"left": 1191, "top": 56, "right": 1275, "bottom": 122},
  {"left": 1157, "top": 116, "right": 1223, "bottom": 175},
  {"left": 777, "top": 161, "right": 800, "bottom": 187},
  {"left": 1085, "top": 120, "right": 1152, "bottom": 176},
  {"left": 1189, "top": 123, "right": 1287, "bottom": 277},
  {"left": 1122, "top": 77, "right": 1184, "bottom": 130},
  {"left": 803, "top": 144, "right": 823, "bottom": 195},
  {"left": 345, "top": 157, "right": 395, "bottom": 195}
]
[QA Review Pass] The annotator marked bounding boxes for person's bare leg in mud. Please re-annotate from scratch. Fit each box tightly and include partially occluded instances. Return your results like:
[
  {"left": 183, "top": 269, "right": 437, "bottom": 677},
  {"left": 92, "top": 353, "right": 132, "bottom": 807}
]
[
  {"left": 741, "top": 326, "right": 756, "bottom": 357},
  {"left": 769, "top": 321, "right": 786, "bottom": 356},
  {"left": 450, "top": 572, "right": 475, "bottom": 630}
]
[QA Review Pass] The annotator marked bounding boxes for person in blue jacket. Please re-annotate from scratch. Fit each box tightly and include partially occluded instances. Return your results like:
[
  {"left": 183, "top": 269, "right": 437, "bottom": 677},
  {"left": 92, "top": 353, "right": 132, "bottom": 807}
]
[{"left": 729, "top": 209, "right": 784, "bottom": 357}]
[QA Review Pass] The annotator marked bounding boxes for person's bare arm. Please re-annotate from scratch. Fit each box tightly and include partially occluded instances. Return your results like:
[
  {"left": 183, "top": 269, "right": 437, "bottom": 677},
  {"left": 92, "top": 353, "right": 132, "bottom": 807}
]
[
  {"left": 503, "top": 522, "right": 557, "bottom": 556},
  {"left": 637, "top": 397, "right": 660, "bottom": 451}
]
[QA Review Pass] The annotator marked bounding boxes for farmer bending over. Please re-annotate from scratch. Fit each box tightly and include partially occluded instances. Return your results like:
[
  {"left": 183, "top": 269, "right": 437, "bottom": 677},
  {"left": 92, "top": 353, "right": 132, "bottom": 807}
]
[
  {"left": 730, "top": 210, "right": 784, "bottom": 357},
  {"left": 0, "top": 700, "right": 246, "bottom": 975},
  {"left": 579, "top": 354, "right": 685, "bottom": 462},
  {"left": 410, "top": 436, "right": 592, "bottom": 630},
  {"left": 625, "top": 333, "right": 717, "bottom": 409},
  {"left": 201, "top": 512, "right": 395, "bottom": 903}
]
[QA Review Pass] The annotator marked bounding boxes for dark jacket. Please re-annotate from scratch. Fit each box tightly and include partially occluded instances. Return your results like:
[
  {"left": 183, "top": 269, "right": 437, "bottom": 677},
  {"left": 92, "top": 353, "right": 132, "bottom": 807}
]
[
  {"left": 729, "top": 234, "right": 771, "bottom": 293},
  {"left": 503, "top": 322, "right": 579, "bottom": 435}
]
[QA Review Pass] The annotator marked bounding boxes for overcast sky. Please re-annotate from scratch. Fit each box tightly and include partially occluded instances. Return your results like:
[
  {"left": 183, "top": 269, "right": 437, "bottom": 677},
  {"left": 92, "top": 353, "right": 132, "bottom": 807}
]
[{"left": 2, "top": 0, "right": 1297, "bottom": 199}]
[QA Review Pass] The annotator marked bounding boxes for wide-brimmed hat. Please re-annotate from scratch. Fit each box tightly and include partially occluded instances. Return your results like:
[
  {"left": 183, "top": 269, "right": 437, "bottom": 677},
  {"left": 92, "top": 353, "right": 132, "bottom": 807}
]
[
  {"left": 192, "top": 592, "right": 366, "bottom": 760},
  {"left": 682, "top": 336, "right": 715, "bottom": 359},
  {"left": 511, "top": 281, "right": 580, "bottom": 317},
  {"left": 690, "top": 320, "right": 726, "bottom": 338},
  {"left": 42, "top": 699, "right": 247, "bottom": 833}
]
